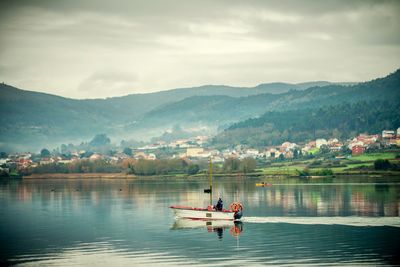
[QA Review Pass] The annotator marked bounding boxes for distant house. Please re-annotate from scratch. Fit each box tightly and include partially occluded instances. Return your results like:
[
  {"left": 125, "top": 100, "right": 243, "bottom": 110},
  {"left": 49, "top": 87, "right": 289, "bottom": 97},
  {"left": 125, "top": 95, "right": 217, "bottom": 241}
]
[
  {"left": 195, "top": 136, "right": 209, "bottom": 146},
  {"left": 382, "top": 130, "right": 395, "bottom": 139},
  {"left": 89, "top": 153, "right": 103, "bottom": 161},
  {"left": 147, "top": 153, "right": 157, "bottom": 160},
  {"left": 18, "top": 158, "right": 32, "bottom": 168},
  {"left": 245, "top": 149, "right": 259, "bottom": 158},
  {"left": 212, "top": 156, "right": 225, "bottom": 163},
  {"left": 186, "top": 148, "right": 204, "bottom": 157},
  {"left": 134, "top": 152, "right": 147, "bottom": 159},
  {"left": 40, "top": 157, "right": 55, "bottom": 165},
  {"left": 352, "top": 145, "right": 366, "bottom": 155},
  {"left": 284, "top": 150, "right": 294, "bottom": 159},
  {"left": 222, "top": 149, "right": 239, "bottom": 159},
  {"left": 195, "top": 151, "right": 212, "bottom": 158},
  {"left": 348, "top": 140, "right": 364, "bottom": 149},
  {"left": 329, "top": 143, "right": 343, "bottom": 151},
  {"left": 307, "top": 141, "right": 316, "bottom": 148},
  {"left": 265, "top": 148, "right": 277, "bottom": 158},
  {"left": 316, "top": 139, "right": 328, "bottom": 148},
  {"left": 327, "top": 138, "right": 339, "bottom": 145},
  {"left": 280, "top": 142, "right": 296, "bottom": 151}
]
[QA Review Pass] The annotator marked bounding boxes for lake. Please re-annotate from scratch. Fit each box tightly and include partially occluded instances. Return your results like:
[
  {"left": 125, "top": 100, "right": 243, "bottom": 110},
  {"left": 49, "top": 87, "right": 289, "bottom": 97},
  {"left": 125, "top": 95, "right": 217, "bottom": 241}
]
[{"left": 1, "top": 176, "right": 399, "bottom": 266}]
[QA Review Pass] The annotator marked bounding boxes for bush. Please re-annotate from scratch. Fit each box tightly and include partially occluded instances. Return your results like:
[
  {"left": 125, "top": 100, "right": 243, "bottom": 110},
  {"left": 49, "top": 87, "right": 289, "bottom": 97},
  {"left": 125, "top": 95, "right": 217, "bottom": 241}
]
[
  {"left": 296, "top": 167, "right": 310, "bottom": 177},
  {"left": 316, "top": 168, "right": 333, "bottom": 176},
  {"left": 374, "top": 159, "right": 392, "bottom": 170},
  {"left": 187, "top": 164, "right": 200, "bottom": 175},
  {"left": 308, "top": 160, "right": 323, "bottom": 167}
]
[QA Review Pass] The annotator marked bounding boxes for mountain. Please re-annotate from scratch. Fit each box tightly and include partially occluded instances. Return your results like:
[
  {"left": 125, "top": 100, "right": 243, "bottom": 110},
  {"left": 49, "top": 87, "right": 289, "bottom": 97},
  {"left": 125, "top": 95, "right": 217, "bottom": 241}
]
[
  {"left": 0, "top": 80, "right": 350, "bottom": 152},
  {"left": 254, "top": 81, "right": 355, "bottom": 94},
  {"left": 212, "top": 101, "right": 400, "bottom": 148},
  {"left": 133, "top": 70, "right": 400, "bottom": 135},
  {"left": 0, "top": 70, "right": 398, "bottom": 152}
]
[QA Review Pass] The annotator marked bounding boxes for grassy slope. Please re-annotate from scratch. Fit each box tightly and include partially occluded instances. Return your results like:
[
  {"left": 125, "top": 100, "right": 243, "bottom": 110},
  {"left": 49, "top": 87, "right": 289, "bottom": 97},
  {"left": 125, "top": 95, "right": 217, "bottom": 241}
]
[{"left": 260, "top": 152, "right": 399, "bottom": 175}]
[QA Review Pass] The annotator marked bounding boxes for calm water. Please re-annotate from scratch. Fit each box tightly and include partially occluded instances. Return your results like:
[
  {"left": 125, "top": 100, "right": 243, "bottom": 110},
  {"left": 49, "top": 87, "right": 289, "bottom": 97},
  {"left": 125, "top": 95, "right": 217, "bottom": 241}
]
[{"left": 1, "top": 176, "right": 400, "bottom": 266}]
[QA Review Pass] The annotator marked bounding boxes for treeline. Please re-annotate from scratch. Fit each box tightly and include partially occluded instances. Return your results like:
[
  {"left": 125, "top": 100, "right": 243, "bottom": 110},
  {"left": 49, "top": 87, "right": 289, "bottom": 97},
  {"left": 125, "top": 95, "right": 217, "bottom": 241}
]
[
  {"left": 213, "top": 101, "right": 400, "bottom": 148},
  {"left": 222, "top": 157, "right": 257, "bottom": 173},
  {"left": 24, "top": 157, "right": 258, "bottom": 176},
  {"left": 124, "top": 158, "right": 200, "bottom": 175},
  {"left": 125, "top": 157, "right": 257, "bottom": 175},
  {"left": 29, "top": 160, "right": 123, "bottom": 174}
]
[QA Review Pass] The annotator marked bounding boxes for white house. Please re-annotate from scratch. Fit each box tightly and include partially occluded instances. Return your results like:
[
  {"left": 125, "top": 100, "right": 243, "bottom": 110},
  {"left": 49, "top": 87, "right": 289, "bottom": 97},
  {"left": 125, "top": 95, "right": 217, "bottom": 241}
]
[
  {"left": 382, "top": 130, "right": 395, "bottom": 138},
  {"left": 316, "top": 139, "right": 328, "bottom": 148}
]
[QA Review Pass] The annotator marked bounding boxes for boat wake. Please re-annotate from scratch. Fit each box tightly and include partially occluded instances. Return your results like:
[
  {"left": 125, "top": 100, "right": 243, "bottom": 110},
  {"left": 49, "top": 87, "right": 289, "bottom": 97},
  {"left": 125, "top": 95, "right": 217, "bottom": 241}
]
[{"left": 242, "top": 216, "right": 400, "bottom": 227}]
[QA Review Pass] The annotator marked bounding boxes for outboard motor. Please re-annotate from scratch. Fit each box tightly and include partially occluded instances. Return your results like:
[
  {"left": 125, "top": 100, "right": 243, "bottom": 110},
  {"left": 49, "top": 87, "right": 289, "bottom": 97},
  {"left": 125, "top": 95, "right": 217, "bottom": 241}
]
[
  {"left": 229, "top": 202, "right": 244, "bottom": 220},
  {"left": 234, "top": 210, "right": 243, "bottom": 220}
]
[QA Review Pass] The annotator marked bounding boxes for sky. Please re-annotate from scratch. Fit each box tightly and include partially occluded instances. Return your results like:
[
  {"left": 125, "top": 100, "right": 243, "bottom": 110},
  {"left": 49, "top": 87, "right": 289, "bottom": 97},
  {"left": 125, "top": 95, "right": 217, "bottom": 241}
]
[{"left": 0, "top": 0, "right": 399, "bottom": 99}]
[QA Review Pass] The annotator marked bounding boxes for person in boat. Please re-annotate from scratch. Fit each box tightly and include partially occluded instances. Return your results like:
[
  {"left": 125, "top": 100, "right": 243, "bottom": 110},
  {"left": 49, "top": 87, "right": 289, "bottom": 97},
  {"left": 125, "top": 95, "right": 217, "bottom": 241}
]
[{"left": 215, "top": 197, "right": 223, "bottom": 211}]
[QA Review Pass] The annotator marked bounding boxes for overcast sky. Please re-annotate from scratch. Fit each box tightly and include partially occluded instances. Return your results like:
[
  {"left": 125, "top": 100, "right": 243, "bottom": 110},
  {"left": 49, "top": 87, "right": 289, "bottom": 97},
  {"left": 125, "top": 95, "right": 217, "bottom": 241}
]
[{"left": 0, "top": 0, "right": 399, "bottom": 99}]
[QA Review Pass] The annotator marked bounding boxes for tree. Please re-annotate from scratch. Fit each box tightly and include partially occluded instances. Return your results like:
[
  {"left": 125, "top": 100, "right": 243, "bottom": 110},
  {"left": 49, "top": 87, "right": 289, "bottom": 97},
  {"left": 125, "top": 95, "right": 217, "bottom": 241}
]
[
  {"left": 0, "top": 152, "right": 8, "bottom": 159},
  {"left": 40, "top": 148, "right": 51, "bottom": 158},
  {"left": 340, "top": 146, "right": 352, "bottom": 155},
  {"left": 239, "top": 157, "right": 257, "bottom": 173},
  {"left": 319, "top": 144, "right": 330, "bottom": 155},
  {"left": 187, "top": 164, "right": 200, "bottom": 175},
  {"left": 374, "top": 159, "right": 392, "bottom": 170},
  {"left": 296, "top": 167, "right": 310, "bottom": 177},
  {"left": 223, "top": 157, "right": 241, "bottom": 172},
  {"left": 89, "top": 134, "right": 111, "bottom": 147},
  {"left": 60, "top": 144, "right": 68, "bottom": 154},
  {"left": 123, "top": 147, "right": 133, "bottom": 156}
]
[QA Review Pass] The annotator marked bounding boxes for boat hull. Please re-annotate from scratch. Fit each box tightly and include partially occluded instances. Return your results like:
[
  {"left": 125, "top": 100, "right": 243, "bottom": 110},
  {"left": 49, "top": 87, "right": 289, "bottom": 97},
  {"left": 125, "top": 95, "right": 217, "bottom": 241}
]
[
  {"left": 256, "top": 183, "right": 272, "bottom": 187},
  {"left": 170, "top": 205, "right": 239, "bottom": 220},
  {"left": 172, "top": 218, "right": 235, "bottom": 229}
]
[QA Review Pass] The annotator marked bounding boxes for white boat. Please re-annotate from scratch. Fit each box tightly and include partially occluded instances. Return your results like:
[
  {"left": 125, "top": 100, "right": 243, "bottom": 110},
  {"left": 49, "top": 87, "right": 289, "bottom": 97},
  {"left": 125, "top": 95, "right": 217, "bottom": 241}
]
[
  {"left": 170, "top": 205, "right": 242, "bottom": 221},
  {"left": 170, "top": 158, "right": 244, "bottom": 221}
]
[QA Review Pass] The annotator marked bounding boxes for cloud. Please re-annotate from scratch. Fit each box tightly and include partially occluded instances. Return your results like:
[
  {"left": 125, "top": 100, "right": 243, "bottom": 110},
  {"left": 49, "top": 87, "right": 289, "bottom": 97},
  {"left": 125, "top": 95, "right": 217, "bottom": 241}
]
[
  {"left": 78, "top": 70, "right": 139, "bottom": 98},
  {"left": 0, "top": 0, "right": 399, "bottom": 98}
]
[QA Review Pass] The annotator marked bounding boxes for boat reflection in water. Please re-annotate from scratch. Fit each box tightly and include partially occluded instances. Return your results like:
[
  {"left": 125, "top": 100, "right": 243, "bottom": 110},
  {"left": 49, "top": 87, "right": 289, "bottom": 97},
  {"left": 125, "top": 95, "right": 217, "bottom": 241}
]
[{"left": 171, "top": 219, "right": 243, "bottom": 239}]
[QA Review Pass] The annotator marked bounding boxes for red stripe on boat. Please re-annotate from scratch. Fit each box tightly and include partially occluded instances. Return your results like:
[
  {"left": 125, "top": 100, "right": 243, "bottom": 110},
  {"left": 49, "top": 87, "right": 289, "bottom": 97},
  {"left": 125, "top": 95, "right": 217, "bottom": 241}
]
[{"left": 170, "top": 205, "right": 232, "bottom": 213}]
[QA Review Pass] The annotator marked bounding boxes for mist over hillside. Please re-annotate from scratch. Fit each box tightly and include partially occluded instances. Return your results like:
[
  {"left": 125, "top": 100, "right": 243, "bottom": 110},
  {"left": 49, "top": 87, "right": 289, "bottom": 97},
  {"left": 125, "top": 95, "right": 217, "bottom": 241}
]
[{"left": 0, "top": 69, "right": 399, "bottom": 152}]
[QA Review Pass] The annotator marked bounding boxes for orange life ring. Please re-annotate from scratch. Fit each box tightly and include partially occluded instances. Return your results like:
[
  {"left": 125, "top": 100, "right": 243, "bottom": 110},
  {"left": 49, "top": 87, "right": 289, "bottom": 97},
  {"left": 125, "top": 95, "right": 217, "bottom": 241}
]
[
  {"left": 230, "top": 225, "right": 242, "bottom": 237},
  {"left": 229, "top": 202, "right": 243, "bottom": 212}
]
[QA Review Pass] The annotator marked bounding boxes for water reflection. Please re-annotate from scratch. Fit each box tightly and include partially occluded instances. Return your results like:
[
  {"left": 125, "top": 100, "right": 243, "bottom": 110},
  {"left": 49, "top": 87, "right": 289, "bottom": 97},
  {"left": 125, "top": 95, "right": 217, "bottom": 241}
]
[
  {"left": 171, "top": 219, "right": 243, "bottom": 239},
  {"left": 0, "top": 177, "right": 399, "bottom": 266},
  {"left": 1, "top": 177, "right": 400, "bottom": 217}
]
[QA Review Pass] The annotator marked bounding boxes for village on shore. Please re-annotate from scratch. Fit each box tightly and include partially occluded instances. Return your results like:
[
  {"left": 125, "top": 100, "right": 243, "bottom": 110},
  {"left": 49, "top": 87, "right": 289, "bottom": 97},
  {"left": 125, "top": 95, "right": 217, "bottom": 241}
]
[{"left": 1, "top": 128, "right": 400, "bottom": 177}]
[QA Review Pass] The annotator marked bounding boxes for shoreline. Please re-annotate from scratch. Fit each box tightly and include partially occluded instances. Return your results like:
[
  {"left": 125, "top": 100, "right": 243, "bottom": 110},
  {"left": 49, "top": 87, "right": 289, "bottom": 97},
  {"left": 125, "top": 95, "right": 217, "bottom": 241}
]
[
  {"left": 23, "top": 173, "right": 137, "bottom": 179},
  {"left": 21, "top": 171, "right": 400, "bottom": 179}
]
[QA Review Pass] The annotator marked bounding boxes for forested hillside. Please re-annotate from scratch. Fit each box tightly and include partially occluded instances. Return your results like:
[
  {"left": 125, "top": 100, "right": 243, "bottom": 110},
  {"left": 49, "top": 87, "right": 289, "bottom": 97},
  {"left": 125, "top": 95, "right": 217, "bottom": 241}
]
[
  {"left": 134, "top": 69, "right": 400, "bottom": 131},
  {"left": 0, "top": 69, "right": 398, "bottom": 152},
  {"left": 212, "top": 101, "right": 400, "bottom": 148}
]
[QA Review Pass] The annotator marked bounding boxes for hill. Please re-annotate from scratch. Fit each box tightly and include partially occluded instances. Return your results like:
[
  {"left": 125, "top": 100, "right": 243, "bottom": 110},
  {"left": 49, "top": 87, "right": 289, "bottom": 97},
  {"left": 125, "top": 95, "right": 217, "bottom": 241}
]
[
  {"left": 212, "top": 101, "right": 400, "bottom": 148},
  {"left": 134, "top": 70, "right": 400, "bottom": 136},
  {"left": 0, "top": 69, "right": 398, "bottom": 152},
  {"left": 0, "top": 80, "right": 349, "bottom": 152}
]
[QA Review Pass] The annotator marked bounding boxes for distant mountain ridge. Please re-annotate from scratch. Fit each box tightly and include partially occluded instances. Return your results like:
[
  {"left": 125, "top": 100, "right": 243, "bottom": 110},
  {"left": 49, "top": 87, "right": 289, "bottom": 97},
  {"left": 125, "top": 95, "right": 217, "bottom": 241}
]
[
  {"left": 0, "top": 70, "right": 398, "bottom": 152},
  {"left": 212, "top": 100, "right": 400, "bottom": 148},
  {"left": 134, "top": 70, "right": 400, "bottom": 132}
]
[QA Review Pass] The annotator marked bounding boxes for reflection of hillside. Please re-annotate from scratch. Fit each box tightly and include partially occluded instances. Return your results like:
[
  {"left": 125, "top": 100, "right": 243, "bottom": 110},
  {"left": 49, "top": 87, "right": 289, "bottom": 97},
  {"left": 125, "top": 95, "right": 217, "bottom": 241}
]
[{"left": 1, "top": 178, "right": 399, "bottom": 216}]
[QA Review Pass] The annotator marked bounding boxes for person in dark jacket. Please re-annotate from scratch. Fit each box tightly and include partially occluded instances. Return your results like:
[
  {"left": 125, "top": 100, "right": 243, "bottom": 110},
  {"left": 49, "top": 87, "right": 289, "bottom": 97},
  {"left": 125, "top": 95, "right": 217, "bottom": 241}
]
[{"left": 215, "top": 198, "right": 223, "bottom": 211}]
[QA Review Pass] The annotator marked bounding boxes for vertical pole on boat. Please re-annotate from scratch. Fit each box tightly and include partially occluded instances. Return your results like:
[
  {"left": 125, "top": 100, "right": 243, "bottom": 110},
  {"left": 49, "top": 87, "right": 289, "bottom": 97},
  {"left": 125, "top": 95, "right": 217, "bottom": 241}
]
[{"left": 209, "top": 157, "right": 213, "bottom": 206}]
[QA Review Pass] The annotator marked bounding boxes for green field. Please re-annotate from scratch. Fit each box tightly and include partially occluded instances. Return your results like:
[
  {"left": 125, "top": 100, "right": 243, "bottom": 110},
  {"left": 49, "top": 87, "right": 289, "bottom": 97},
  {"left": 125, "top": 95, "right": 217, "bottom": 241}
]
[
  {"left": 260, "top": 152, "right": 399, "bottom": 176},
  {"left": 348, "top": 152, "right": 397, "bottom": 162}
]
